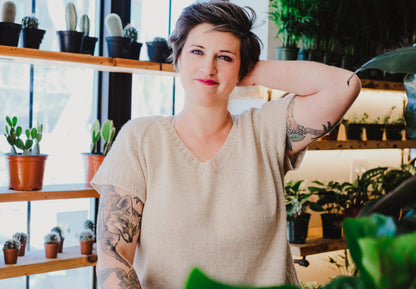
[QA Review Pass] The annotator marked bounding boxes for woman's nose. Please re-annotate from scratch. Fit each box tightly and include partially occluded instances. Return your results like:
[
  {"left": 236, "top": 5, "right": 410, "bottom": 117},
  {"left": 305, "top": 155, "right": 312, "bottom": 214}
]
[{"left": 201, "top": 58, "right": 217, "bottom": 75}]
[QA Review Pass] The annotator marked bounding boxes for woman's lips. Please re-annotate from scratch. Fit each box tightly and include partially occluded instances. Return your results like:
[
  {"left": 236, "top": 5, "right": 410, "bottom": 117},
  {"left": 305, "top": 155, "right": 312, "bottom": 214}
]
[{"left": 196, "top": 78, "right": 218, "bottom": 85}]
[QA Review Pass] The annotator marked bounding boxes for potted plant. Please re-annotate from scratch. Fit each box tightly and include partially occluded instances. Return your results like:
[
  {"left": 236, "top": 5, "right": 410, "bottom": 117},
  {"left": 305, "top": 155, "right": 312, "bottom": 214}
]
[
  {"left": 342, "top": 112, "right": 369, "bottom": 140},
  {"left": 82, "top": 119, "right": 116, "bottom": 187},
  {"left": 146, "top": 36, "right": 172, "bottom": 63},
  {"left": 3, "top": 238, "right": 19, "bottom": 265},
  {"left": 124, "top": 24, "right": 142, "bottom": 60},
  {"left": 12, "top": 232, "right": 27, "bottom": 256},
  {"left": 268, "top": 0, "right": 312, "bottom": 60},
  {"left": 104, "top": 13, "right": 132, "bottom": 59},
  {"left": 79, "top": 228, "right": 94, "bottom": 255},
  {"left": 21, "top": 14, "right": 45, "bottom": 49},
  {"left": 79, "top": 14, "right": 98, "bottom": 55},
  {"left": 383, "top": 106, "right": 406, "bottom": 140},
  {"left": 51, "top": 226, "right": 64, "bottom": 253},
  {"left": 285, "top": 180, "right": 315, "bottom": 244},
  {"left": 0, "top": 1, "right": 21, "bottom": 47},
  {"left": 4, "top": 116, "right": 47, "bottom": 191},
  {"left": 57, "top": 2, "right": 84, "bottom": 53},
  {"left": 309, "top": 180, "right": 349, "bottom": 239},
  {"left": 44, "top": 231, "right": 60, "bottom": 259},
  {"left": 364, "top": 117, "right": 385, "bottom": 141}
]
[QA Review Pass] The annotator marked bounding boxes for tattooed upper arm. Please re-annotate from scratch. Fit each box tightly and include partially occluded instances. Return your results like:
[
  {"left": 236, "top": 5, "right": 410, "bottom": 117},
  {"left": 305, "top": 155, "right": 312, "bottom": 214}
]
[
  {"left": 286, "top": 96, "right": 338, "bottom": 153},
  {"left": 97, "top": 186, "right": 144, "bottom": 289}
]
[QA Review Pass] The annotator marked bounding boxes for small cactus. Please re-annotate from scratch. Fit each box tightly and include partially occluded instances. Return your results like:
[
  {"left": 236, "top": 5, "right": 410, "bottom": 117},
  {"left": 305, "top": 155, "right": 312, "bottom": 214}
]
[
  {"left": 83, "top": 220, "right": 94, "bottom": 231},
  {"left": 79, "top": 229, "right": 94, "bottom": 241},
  {"left": 4, "top": 116, "right": 43, "bottom": 155},
  {"left": 3, "top": 238, "right": 20, "bottom": 250},
  {"left": 90, "top": 119, "right": 101, "bottom": 154},
  {"left": 51, "top": 226, "right": 63, "bottom": 239},
  {"left": 104, "top": 13, "right": 123, "bottom": 37},
  {"left": 90, "top": 119, "right": 116, "bottom": 155},
  {"left": 12, "top": 232, "right": 27, "bottom": 243},
  {"left": 123, "top": 24, "right": 138, "bottom": 42},
  {"left": 21, "top": 15, "right": 39, "bottom": 29},
  {"left": 44, "top": 231, "right": 60, "bottom": 244},
  {"left": 153, "top": 36, "right": 167, "bottom": 42},
  {"left": 80, "top": 14, "right": 90, "bottom": 36},
  {"left": 1, "top": 1, "right": 16, "bottom": 23},
  {"left": 65, "top": 2, "right": 77, "bottom": 31}
]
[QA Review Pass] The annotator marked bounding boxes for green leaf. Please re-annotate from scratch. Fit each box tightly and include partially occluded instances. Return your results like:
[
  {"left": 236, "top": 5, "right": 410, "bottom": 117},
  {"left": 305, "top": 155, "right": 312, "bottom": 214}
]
[
  {"left": 16, "top": 126, "right": 22, "bottom": 136},
  {"left": 101, "top": 120, "right": 114, "bottom": 142},
  {"left": 354, "top": 47, "right": 416, "bottom": 75},
  {"left": 12, "top": 116, "right": 17, "bottom": 126},
  {"left": 6, "top": 116, "right": 12, "bottom": 127},
  {"left": 31, "top": 128, "right": 37, "bottom": 139},
  {"left": 321, "top": 276, "right": 366, "bottom": 289},
  {"left": 357, "top": 238, "right": 381, "bottom": 288},
  {"left": 15, "top": 139, "right": 24, "bottom": 150}
]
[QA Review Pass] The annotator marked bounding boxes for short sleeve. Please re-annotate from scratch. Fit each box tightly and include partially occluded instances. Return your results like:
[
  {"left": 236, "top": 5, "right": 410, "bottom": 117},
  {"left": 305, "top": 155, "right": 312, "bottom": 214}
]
[{"left": 91, "top": 118, "right": 148, "bottom": 203}]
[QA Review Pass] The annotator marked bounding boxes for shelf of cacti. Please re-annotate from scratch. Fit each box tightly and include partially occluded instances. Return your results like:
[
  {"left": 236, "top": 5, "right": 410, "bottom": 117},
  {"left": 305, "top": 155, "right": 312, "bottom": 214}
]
[
  {"left": 0, "top": 45, "right": 176, "bottom": 75},
  {"left": 0, "top": 184, "right": 99, "bottom": 203},
  {"left": 0, "top": 245, "right": 97, "bottom": 279}
]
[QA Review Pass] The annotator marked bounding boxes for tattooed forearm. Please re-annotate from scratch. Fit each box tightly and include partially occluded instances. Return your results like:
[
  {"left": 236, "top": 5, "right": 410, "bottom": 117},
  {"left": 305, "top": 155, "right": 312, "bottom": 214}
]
[
  {"left": 98, "top": 267, "right": 141, "bottom": 289},
  {"left": 98, "top": 186, "right": 143, "bottom": 267},
  {"left": 286, "top": 97, "right": 336, "bottom": 150}
]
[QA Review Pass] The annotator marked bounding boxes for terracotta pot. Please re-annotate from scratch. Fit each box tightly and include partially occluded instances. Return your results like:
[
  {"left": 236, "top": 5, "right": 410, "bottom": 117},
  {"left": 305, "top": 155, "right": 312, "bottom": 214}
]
[
  {"left": 58, "top": 237, "right": 64, "bottom": 253},
  {"left": 80, "top": 240, "right": 94, "bottom": 255},
  {"left": 44, "top": 243, "right": 59, "bottom": 258},
  {"left": 18, "top": 240, "right": 26, "bottom": 256},
  {"left": 82, "top": 153, "right": 105, "bottom": 187},
  {"left": 3, "top": 248, "right": 18, "bottom": 264},
  {"left": 6, "top": 154, "right": 48, "bottom": 191}
]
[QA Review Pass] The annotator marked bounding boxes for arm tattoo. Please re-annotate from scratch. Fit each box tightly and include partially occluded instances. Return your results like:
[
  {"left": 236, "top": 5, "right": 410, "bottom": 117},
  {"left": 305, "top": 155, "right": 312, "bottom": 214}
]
[
  {"left": 98, "top": 267, "right": 141, "bottom": 289},
  {"left": 98, "top": 186, "right": 143, "bottom": 267},
  {"left": 286, "top": 97, "right": 336, "bottom": 151}
]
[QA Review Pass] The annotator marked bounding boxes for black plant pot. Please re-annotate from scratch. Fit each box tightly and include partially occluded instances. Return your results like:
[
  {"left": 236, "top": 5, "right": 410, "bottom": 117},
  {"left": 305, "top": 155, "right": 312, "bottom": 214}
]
[
  {"left": 81, "top": 36, "right": 98, "bottom": 55},
  {"left": 129, "top": 41, "right": 143, "bottom": 60},
  {"left": 146, "top": 41, "right": 172, "bottom": 63},
  {"left": 298, "top": 49, "right": 309, "bottom": 61},
  {"left": 385, "top": 124, "right": 405, "bottom": 140},
  {"left": 0, "top": 22, "right": 21, "bottom": 46},
  {"left": 287, "top": 213, "right": 311, "bottom": 244},
  {"left": 345, "top": 123, "right": 363, "bottom": 140},
  {"left": 275, "top": 46, "right": 299, "bottom": 60},
  {"left": 57, "top": 30, "right": 84, "bottom": 53},
  {"left": 22, "top": 28, "right": 45, "bottom": 49},
  {"left": 106, "top": 36, "right": 131, "bottom": 59},
  {"left": 321, "top": 213, "right": 344, "bottom": 239},
  {"left": 365, "top": 124, "right": 384, "bottom": 140}
]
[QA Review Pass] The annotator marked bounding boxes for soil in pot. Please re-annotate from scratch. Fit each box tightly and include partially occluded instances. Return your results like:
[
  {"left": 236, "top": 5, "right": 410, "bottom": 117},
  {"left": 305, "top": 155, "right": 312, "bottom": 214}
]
[
  {"left": 81, "top": 36, "right": 98, "bottom": 55},
  {"left": 57, "top": 30, "right": 84, "bottom": 53},
  {"left": 0, "top": 22, "right": 21, "bottom": 46},
  {"left": 106, "top": 36, "right": 131, "bottom": 58},
  {"left": 3, "top": 248, "right": 19, "bottom": 264},
  {"left": 321, "top": 213, "right": 344, "bottom": 239},
  {"left": 44, "top": 243, "right": 59, "bottom": 258},
  {"left": 80, "top": 240, "right": 94, "bottom": 255},
  {"left": 287, "top": 213, "right": 311, "bottom": 244},
  {"left": 365, "top": 124, "right": 384, "bottom": 140},
  {"left": 22, "top": 28, "right": 46, "bottom": 49},
  {"left": 6, "top": 154, "right": 48, "bottom": 191},
  {"left": 82, "top": 153, "right": 105, "bottom": 187}
]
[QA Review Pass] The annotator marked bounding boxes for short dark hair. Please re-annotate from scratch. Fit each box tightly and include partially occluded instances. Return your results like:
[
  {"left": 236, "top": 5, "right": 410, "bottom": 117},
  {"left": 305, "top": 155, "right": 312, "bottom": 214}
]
[{"left": 168, "top": 0, "right": 262, "bottom": 81}]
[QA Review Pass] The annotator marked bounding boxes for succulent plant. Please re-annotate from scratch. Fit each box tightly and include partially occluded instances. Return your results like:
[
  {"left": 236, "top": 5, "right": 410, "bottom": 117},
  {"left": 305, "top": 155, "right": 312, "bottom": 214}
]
[
  {"left": 4, "top": 116, "right": 43, "bottom": 155},
  {"left": 21, "top": 15, "right": 39, "bottom": 29},
  {"left": 12, "top": 232, "right": 27, "bottom": 243},
  {"left": 65, "top": 2, "right": 77, "bottom": 31},
  {"left": 3, "top": 238, "right": 20, "bottom": 250},
  {"left": 1, "top": 1, "right": 16, "bottom": 23},
  {"left": 83, "top": 219, "right": 94, "bottom": 231},
  {"left": 79, "top": 229, "right": 94, "bottom": 241},
  {"left": 80, "top": 14, "right": 90, "bottom": 36},
  {"left": 51, "top": 226, "right": 63, "bottom": 238},
  {"left": 44, "top": 231, "right": 60, "bottom": 244},
  {"left": 123, "top": 24, "right": 138, "bottom": 42},
  {"left": 104, "top": 13, "right": 123, "bottom": 37},
  {"left": 90, "top": 119, "right": 116, "bottom": 156},
  {"left": 153, "top": 36, "right": 167, "bottom": 42}
]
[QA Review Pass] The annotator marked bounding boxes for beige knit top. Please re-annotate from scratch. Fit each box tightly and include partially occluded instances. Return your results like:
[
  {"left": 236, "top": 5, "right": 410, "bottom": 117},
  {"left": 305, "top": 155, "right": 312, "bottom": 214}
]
[{"left": 92, "top": 94, "right": 305, "bottom": 289}]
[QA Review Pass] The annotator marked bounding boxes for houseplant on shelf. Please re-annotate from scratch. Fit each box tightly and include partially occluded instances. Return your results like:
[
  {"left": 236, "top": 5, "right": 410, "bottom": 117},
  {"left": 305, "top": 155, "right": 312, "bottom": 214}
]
[
  {"left": 285, "top": 180, "right": 315, "bottom": 244},
  {"left": 308, "top": 180, "right": 349, "bottom": 239},
  {"left": 80, "top": 14, "right": 98, "bottom": 55},
  {"left": 51, "top": 226, "right": 64, "bottom": 253},
  {"left": 4, "top": 115, "right": 47, "bottom": 191},
  {"left": 57, "top": 2, "right": 84, "bottom": 53},
  {"left": 0, "top": 1, "right": 21, "bottom": 47},
  {"left": 21, "top": 14, "right": 45, "bottom": 49},
  {"left": 44, "top": 231, "right": 60, "bottom": 259},
  {"left": 3, "top": 238, "right": 20, "bottom": 265},
  {"left": 12, "top": 232, "right": 27, "bottom": 256},
  {"left": 79, "top": 228, "right": 94, "bottom": 255},
  {"left": 146, "top": 36, "right": 172, "bottom": 63},
  {"left": 124, "top": 24, "right": 142, "bottom": 60},
  {"left": 82, "top": 119, "right": 116, "bottom": 187}
]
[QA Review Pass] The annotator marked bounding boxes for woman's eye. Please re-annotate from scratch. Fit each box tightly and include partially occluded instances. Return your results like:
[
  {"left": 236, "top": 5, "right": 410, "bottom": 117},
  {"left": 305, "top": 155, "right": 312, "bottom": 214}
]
[
  {"left": 191, "top": 49, "right": 203, "bottom": 55},
  {"left": 219, "top": 55, "right": 232, "bottom": 62}
]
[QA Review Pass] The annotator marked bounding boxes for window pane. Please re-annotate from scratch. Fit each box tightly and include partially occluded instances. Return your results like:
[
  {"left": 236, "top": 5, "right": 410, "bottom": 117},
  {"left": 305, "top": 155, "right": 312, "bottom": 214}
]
[
  {"left": 30, "top": 267, "right": 93, "bottom": 289},
  {"left": 0, "top": 202, "right": 27, "bottom": 243},
  {"left": 0, "top": 277, "right": 26, "bottom": 288}
]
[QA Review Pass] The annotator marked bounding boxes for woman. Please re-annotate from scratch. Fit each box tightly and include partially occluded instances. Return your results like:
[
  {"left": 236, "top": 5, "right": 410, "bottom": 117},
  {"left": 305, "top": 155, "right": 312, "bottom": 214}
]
[{"left": 92, "top": 1, "right": 361, "bottom": 289}]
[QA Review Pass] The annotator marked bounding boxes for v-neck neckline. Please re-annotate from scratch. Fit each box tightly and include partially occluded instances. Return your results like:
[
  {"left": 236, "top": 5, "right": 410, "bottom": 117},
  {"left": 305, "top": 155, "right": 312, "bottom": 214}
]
[{"left": 160, "top": 116, "right": 238, "bottom": 171}]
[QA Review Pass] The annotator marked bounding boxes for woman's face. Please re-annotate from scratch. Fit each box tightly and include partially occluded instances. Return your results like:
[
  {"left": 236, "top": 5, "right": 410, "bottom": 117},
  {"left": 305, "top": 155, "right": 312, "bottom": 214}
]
[{"left": 178, "top": 23, "right": 241, "bottom": 108}]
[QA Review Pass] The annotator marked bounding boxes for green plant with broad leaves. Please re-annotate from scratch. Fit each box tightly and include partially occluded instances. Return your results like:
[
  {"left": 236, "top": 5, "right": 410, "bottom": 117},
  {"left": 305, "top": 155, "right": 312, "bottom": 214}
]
[
  {"left": 285, "top": 180, "right": 319, "bottom": 220},
  {"left": 307, "top": 180, "right": 349, "bottom": 215},
  {"left": 4, "top": 116, "right": 43, "bottom": 155},
  {"left": 90, "top": 119, "right": 116, "bottom": 156}
]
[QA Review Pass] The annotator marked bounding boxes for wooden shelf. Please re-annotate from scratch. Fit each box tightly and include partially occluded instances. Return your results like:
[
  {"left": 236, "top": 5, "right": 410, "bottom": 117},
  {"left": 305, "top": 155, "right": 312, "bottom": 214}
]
[
  {"left": 0, "top": 45, "right": 177, "bottom": 75},
  {"left": 309, "top": 140, "right": 416, "bottom": 150},
  {"left": 0, "top": 184, "right": 99, "bottom": 203},
  {"left": 361, "top": 79, "right": 405, "bottom": 91},
  {"left": 290, "top": 238, "right": 346, "bottom": 257},
  {"left": 0, "top": 246, "right": 97, "bottom": 279}
]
